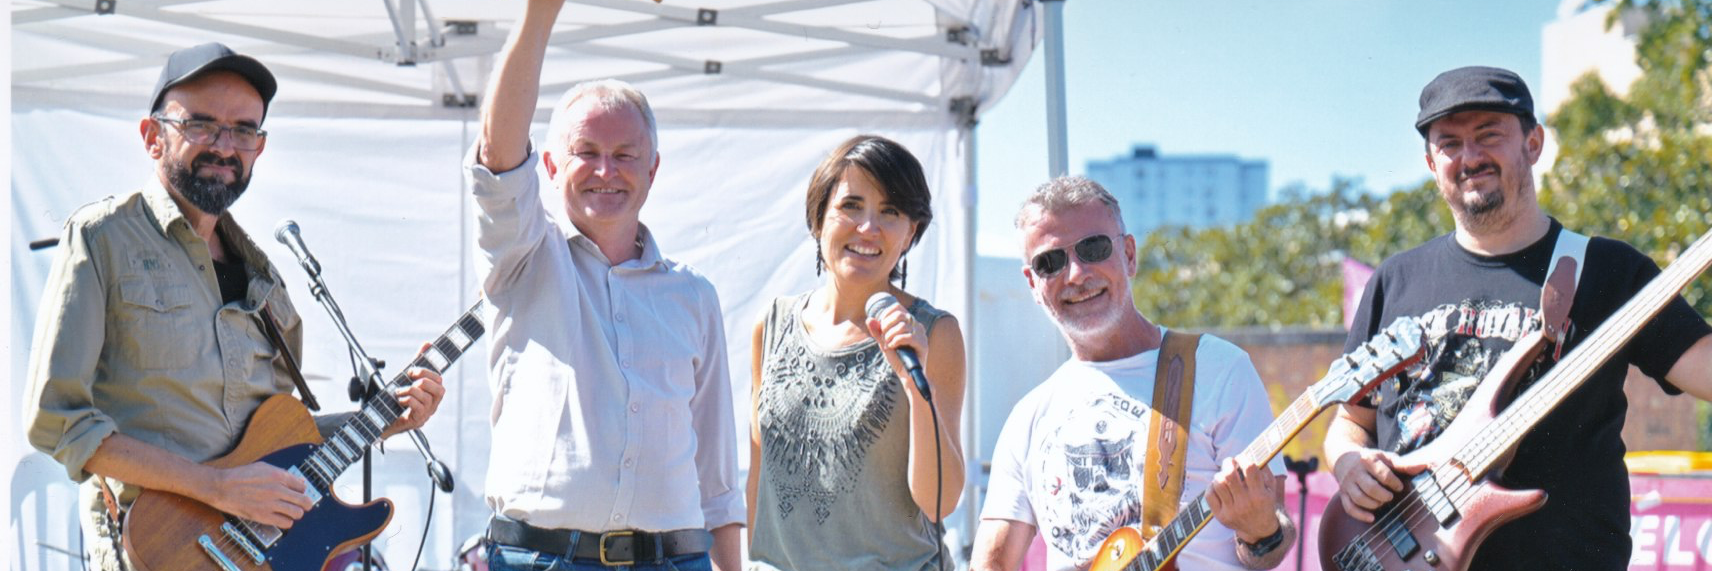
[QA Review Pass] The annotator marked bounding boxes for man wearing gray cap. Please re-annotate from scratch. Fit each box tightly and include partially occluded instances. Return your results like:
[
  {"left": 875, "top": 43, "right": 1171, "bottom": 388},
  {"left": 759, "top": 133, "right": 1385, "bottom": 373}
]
[
  {"left": 23, "top": 42, "right": 444, "bottom": 570},
  {"left": 1322, "top": 65, "right": 1712, "bottom": 569}
]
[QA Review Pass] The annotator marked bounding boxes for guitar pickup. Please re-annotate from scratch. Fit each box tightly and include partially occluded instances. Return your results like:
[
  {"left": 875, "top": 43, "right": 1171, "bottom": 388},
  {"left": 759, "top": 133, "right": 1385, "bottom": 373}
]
[
  {"left": 1411, "top": 470, "right": 1460, "bottom": 526},
  {"left": 220, "top": 522, "right": 267, "bottom": 565}
]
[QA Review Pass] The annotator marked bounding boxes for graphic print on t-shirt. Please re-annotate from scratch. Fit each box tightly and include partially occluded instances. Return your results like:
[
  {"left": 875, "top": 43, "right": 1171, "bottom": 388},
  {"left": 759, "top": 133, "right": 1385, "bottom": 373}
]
[
  {"left": 1390, "top": 299, "right": 1547, "bottom": 454},
  {"left": 1034, "top": 391, "right": 1149, "bottom": 563}
]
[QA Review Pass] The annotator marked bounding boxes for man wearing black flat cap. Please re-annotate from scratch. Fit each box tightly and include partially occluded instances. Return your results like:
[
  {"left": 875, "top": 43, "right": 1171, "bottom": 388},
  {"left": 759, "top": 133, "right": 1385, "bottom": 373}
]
[
  {"left": 23, "top": 42, "right": 445, "bottom": 570},
  {"left": 1322, "top": 65, "right": 1712, "bottom": 569}
]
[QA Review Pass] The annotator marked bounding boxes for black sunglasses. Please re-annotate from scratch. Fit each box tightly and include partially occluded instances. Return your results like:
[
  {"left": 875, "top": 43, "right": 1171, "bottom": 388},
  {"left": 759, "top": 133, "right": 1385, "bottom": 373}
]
[{"left": 1030, "top": 234, "right": 1115, "bottom": 277}]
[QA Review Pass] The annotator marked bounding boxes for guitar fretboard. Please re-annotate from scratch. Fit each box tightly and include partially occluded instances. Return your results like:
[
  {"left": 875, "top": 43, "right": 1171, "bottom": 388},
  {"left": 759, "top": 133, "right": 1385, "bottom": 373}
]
[
  {"left": 1459, "top": 228, "right": 1712, "bottom": 477},
  {"left": 293, "top": 303, "right": 486, "bottom": 492}
]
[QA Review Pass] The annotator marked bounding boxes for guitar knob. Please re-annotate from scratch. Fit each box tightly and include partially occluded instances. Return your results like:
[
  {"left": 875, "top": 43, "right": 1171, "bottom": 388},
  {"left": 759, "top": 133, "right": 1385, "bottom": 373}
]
[{"left": 1423, "top": 550, "right": 1440, "bottom": 566}]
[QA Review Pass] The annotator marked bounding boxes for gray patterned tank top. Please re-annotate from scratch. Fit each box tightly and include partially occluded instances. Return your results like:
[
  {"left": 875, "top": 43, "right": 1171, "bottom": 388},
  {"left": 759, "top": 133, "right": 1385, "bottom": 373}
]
[{"left": 748, "top": 292, "right": 949, "bottom": 571}]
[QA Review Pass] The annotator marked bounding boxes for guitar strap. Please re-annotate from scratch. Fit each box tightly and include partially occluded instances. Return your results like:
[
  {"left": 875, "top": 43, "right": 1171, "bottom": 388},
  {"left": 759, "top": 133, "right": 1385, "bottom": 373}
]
[
  {"left": 1542, "top": 228, "right": 1589, "bottom": 360},
  {"left": 1141, "top": 329, "right": 1200, "bottom": 569},
  {"left": 255, "top": 303, "right": 322, "bottom": 412}
]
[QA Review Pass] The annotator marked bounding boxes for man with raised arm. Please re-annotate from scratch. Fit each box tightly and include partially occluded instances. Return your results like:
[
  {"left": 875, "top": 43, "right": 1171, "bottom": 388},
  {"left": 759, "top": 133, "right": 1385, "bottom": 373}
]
[{"left": 467, "top": 1, "right": 742, "bottom": 570}]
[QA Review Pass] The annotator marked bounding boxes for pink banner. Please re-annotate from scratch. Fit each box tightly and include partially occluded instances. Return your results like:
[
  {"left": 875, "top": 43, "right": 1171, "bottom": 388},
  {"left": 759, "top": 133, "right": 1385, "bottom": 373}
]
[{"left": 1340, "top": 258, "right": 1375, "bottom": 331}]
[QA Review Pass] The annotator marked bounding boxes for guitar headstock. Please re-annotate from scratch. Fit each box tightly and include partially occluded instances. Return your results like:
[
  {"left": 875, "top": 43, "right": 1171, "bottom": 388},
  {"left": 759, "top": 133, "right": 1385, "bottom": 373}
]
[{"left": 1309, "top": 317, "right": 1426, "bottom": 407}]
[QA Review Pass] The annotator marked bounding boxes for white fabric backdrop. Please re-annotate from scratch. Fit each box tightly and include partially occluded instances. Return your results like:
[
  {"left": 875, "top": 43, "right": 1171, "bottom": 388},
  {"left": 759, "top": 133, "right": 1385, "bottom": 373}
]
[{"left": 8, "top": 104, "right": 969, "bottom": 569}]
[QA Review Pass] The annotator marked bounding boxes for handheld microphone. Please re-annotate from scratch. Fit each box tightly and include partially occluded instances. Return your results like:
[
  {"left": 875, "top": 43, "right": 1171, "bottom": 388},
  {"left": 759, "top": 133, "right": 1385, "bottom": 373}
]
[
  {"left": 864, "top": 292, "right": 933, "bottom": 401},
  {"left": 273, "top": 219, "right": 322, "bottom": 276}
]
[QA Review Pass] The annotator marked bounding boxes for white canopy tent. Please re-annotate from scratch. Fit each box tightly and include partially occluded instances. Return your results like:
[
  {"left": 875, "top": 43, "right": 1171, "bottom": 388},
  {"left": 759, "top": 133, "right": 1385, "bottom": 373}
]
[{"left": 8, "top": 0, "right": 1050, "bottom": 568}]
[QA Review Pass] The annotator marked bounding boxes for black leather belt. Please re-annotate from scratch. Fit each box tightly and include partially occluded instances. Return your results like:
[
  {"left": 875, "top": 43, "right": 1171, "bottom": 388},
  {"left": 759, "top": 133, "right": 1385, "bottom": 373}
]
[{"left": 486, "top": 516, "right": 713, "bottom": 566}]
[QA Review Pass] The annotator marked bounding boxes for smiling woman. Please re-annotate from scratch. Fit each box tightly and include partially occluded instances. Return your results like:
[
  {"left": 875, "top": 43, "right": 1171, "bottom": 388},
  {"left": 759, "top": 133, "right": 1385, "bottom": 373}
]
[{"left": 746, "top": 135, "right": 968, "bottom": 571}]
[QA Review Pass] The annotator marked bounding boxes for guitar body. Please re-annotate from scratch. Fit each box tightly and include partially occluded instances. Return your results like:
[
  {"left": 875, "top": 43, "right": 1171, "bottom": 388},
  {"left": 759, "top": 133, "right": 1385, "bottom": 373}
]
[
  {"left": 1089, "top": 527, "right": 1176, "bottom": 571},
  {"left": 123, "top": 394, "right": 394, "bottom": 571},
  {"left": 1316, "top": 334, "right": 1549, "bottom": 571}
]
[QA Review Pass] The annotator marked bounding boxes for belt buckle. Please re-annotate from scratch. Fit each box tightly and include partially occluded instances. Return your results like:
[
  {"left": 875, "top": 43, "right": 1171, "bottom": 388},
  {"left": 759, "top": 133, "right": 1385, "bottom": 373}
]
[{"left": 598, "top": 530, "right": 635, "bottom": 566}]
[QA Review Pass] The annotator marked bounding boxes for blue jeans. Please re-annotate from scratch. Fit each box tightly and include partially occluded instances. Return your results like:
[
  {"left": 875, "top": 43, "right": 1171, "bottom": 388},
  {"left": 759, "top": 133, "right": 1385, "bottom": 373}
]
[{"left": 485, "top": 542, "right": 713, "bottom": 571}]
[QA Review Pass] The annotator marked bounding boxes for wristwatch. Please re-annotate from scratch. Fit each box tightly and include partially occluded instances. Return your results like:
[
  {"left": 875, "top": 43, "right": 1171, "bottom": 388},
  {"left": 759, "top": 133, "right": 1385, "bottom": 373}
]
[{"left": 1239, "top": 526, "right": 1286, "bottom": 558}]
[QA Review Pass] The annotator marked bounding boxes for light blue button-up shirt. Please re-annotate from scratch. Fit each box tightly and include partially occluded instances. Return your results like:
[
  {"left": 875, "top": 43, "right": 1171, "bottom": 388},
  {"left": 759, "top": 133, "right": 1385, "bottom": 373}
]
[{"left": 467, "top": 147, "right": 741, "bottom": 533}]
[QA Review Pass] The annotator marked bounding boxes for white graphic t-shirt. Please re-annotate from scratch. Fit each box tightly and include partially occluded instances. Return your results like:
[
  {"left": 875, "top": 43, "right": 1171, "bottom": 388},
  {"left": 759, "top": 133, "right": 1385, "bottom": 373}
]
[{"left": 981, "top": 333, "right": 1283, "bottom": 571}]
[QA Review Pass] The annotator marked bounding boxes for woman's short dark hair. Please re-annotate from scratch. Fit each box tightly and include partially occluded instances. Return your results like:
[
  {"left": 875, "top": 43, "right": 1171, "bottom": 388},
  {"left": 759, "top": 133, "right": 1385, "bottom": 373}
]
[{"left": 804, "top": 135, "right": 934, "bottom": 278}]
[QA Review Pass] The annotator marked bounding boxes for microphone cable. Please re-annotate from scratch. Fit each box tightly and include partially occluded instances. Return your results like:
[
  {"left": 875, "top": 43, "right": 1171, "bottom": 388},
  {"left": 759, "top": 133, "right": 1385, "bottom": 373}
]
[
  {"left": 410, "top": 484, "right": 436, "bottom": 571},
  {"left": 924, "top": 389, "right": 946, "bottom": 571}
]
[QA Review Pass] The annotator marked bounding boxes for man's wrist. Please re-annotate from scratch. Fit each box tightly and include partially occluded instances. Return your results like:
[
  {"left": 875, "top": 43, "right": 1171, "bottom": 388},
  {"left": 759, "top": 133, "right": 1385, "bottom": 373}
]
[
  {"left": 1237, "top": 512, "right": 1287, "bottom": 558},
  {"left": 1238, "top": 524, "right": 1285, "bottom": 558}
]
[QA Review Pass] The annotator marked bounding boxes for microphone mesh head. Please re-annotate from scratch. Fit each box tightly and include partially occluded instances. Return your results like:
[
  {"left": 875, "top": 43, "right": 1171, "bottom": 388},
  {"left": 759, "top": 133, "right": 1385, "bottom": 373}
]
[
  {"left": 865, "top": 292, "right": 898, "bottom": 320},
  {"left": 273, "top": 219, "right": 298, "bottom": 243}
]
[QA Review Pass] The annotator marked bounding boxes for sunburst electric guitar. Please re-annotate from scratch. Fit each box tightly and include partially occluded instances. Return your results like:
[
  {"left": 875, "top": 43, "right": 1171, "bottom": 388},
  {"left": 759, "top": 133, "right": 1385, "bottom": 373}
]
[
  {"left": 1318, "top": 227, "right": 1712, "bottom": 571},
  {"left": 1088, "top": 317, "right": 1426, "bottom": 571},
  {"left": 121, "top": 302, "right": 486, "bottom": 571}
]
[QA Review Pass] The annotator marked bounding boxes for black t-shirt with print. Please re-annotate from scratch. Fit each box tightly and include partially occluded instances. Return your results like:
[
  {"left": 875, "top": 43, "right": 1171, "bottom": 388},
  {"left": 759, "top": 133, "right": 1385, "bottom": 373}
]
[{"left": 1344, "top": 218, "right": 1710, "bottom": 571}]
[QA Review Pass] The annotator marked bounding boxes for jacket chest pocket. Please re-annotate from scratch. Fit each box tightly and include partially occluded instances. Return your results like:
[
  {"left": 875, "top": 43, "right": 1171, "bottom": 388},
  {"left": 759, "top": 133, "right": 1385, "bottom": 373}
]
[{"left": 115, "top": 276, "right": 197, "bottom": 370}]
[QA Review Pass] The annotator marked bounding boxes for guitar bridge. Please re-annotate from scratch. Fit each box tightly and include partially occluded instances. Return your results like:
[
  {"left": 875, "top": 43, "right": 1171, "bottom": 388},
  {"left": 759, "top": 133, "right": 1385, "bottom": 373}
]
[
  {"left": 197, "top": 534, "right": 244, "bottom": 571},
  {"left": 1333, "top": 539, "right": 1384, "bottom": 571}
]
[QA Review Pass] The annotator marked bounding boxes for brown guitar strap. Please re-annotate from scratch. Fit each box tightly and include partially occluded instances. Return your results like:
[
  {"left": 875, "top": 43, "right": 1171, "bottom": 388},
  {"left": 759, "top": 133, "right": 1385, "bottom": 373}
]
[
  {"left": 1141, "top": 329, "right": 1200, "bottom": 565},
  {"left": 1541, "top": 228, "right": 1587, "bottom": 361},
  {"left": 255, "top": 303, "right": 321, "bottom": 412}
]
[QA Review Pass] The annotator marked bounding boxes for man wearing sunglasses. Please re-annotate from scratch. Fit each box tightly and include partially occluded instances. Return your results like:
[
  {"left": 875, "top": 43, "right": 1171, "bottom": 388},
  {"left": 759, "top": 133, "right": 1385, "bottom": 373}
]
[
  {"left": 1323, "top": 66, "right": 1712, "bottom": 571},
  {"left": 971, "top": 176, "right": 1294, "bottom": 571},
  {"left": 24, "top": 42, "right": 446, "bottom": 570}
]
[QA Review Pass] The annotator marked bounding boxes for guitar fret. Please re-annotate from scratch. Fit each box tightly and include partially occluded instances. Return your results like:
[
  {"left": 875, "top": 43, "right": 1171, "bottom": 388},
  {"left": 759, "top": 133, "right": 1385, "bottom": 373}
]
[
  {"left": 307, "top": 454, "right": 336, "bottom": 485},
  {"left": 433, "top": 338, "right": 463, "bottom": 367},
  {"left": 362, "top": 407, "right": 389, "bottom": 435},
  {"left": 341, "top": 424, "right": 368, "bottom": 449},
  {"left": 459, "top": 312, "right": 486, "bottom": 338}
]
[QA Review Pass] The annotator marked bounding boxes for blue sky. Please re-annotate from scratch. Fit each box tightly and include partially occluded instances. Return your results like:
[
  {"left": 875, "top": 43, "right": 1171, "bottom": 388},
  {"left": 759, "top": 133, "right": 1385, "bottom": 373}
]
[{"left": 975, "top": 0, "right": 1567, "bottom": 256}]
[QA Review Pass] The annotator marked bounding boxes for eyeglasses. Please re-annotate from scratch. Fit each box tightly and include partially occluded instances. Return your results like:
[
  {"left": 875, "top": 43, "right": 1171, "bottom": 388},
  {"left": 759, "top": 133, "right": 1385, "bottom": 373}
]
[
  {"left": 1030, "top": 234, "right": 1115, "bottom": 277},
  {"left": 153, "top": 115, "right": 266, "bottom": 151}
]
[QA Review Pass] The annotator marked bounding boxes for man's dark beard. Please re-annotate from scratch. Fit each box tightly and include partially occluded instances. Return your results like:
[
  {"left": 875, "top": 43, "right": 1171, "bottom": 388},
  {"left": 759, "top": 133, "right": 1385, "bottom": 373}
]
[
  {"left": 1457, "top": 164, "right": 1505, "bottom": 217},
  {"left": 167, "top": 153, "right": 249, "bottom": 216}
]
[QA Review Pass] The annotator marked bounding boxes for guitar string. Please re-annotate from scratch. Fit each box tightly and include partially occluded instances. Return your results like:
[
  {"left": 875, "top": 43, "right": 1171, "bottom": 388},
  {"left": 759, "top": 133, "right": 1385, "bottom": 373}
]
[
  {"left": 199, "top": 308, "right": 484, "bottom": 564},
  {"left": 1334, "top": 236, "right": 1709, "bottom": 566},
  {"left": 1341, "top": 271, "right": 1679, "bottom": 564},
  {"left": 1127, "top": 329, "right": 1413, "bottom": 571},
  {"left": 1123, "top": 328, "right": 1407, "bottom": 571}
]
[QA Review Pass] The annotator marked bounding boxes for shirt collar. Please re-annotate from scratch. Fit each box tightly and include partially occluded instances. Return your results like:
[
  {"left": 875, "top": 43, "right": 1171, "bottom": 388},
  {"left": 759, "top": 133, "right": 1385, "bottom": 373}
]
[
  {"left": 140, "top": 176, "right": 190, "bottom": 239},
  {"left": 140, "top": 176, "right": 279, "bottom": 286},
  {"left": 566, "top": 222, "right": 665, "bottom": 270}
]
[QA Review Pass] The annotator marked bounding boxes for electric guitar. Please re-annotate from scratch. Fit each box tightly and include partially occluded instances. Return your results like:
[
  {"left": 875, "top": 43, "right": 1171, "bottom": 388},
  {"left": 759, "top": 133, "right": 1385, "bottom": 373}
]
[
  {"left": 1317, "top": 227, "right": 1712, "bottom": 571},
  {"left": 122, "top": 302, "right": 487, "bottom": 571},
  {"left": 1088, "top": 317, "right": 1426, "bottom": 571}
]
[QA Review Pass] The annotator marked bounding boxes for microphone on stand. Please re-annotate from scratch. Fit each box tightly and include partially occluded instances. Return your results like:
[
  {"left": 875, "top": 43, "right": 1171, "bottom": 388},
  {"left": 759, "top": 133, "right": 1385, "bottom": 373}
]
[
  {"left": 274, "top": 219, "right": 322, "bottom": 276},
  {"left": 864, "top": 292, "right": 932, "bottom": 400}
]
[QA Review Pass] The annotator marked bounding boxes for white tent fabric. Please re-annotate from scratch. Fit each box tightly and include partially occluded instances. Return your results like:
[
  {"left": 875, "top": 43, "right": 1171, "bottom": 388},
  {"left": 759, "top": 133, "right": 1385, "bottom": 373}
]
[{"left": 8, "top": 1, "right": 1042, "bottom": 568}]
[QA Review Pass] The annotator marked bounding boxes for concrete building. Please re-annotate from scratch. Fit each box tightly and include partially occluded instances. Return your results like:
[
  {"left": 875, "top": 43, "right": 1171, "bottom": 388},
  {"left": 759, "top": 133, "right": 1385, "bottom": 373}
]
[{"left": 1085, "top": 145, "right": 1269, "bottom": 238}]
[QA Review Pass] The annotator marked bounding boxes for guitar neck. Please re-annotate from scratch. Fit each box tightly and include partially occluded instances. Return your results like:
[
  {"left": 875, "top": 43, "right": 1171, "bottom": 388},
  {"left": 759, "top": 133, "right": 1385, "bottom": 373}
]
[
  {"left": 293, "top": 302, "right": 486, "bottom": 491},
  {"left": 1123, "top": 395, "right": 1320, "bottom": 571},
  {"left": 1462, "top": 229, "right": 1712, "bottom": 477}
]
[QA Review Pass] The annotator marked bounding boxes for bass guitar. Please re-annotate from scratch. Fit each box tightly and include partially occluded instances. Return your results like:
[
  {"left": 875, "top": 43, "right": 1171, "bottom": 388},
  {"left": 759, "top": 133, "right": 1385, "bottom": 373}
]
[
  {"left": 1317, "top": 227, "right": 1712, "bottom": 571},
  {"left": 122, "top": 302, "right": 487, "bottom": 571},
  {"left": 1089, "top": 317, "right": 1426, "bottom": 571}
]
